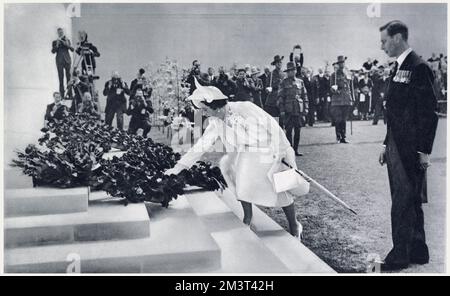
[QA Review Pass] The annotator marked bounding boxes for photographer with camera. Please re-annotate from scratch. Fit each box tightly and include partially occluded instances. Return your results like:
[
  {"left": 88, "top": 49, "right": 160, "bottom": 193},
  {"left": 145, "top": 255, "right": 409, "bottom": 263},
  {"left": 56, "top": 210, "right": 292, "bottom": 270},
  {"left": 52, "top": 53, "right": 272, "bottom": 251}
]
[
  {"left": 214, "top": 66, "right": 236, "bottom": 98},
  {"left": 103, "top": 71, "right": 130, "bottom": 130},
  {"left": 126, "top": 89, "right": 154, "bottom": 138},
  {"left": 234, "top": 68, "right": 254, "bottom": 102},
  {"left": 52, "top": 28, "right": 74, "bottom": 98},
  {"left": 78, "top": 92, "right": 100, "bottom": 119},
  {"left": 44, "top": 92, "right": 69, "bottom": 127},
  {"left": 130, "top": 68, "right": 153, "bottom": 100},
  {"left": 186, "top": 60, "right": 210, "bottom": 94},
  {"left": 75, "top": 30, "right": 100, "bottom": 76},
  {"left": 68, "top": 67, "right": 90, "bottom": 113}
]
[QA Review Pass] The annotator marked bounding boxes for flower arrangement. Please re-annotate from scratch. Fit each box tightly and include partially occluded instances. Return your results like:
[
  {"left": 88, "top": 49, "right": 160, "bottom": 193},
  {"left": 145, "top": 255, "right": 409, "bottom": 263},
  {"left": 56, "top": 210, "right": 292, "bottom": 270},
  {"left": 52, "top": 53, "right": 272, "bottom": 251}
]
[{"left": 11, "top": 114, "right": 226, "bottom": 207}]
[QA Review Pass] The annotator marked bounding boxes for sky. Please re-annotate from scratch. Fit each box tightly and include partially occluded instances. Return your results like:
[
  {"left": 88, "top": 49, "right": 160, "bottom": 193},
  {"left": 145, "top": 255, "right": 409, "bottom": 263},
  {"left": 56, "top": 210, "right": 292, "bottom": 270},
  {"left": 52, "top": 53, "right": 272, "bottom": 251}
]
[{"left": 72, "top": 2, "right": 447, "bottom": 79}]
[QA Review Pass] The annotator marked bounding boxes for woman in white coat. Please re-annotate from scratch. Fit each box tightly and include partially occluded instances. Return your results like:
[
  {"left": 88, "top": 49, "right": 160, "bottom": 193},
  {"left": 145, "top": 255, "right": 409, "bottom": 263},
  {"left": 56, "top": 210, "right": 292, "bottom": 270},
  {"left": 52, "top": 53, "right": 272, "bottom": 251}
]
[{"left": 165, "top": 79, "right": 305, "bottom": 238}]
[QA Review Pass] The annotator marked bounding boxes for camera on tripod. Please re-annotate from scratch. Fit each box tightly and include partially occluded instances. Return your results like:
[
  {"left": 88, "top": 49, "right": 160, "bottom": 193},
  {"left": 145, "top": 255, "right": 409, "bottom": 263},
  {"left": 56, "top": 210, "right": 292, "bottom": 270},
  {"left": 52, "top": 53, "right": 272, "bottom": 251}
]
[{"left": 81, "top": 73, "right": 100, "bottom": 81}]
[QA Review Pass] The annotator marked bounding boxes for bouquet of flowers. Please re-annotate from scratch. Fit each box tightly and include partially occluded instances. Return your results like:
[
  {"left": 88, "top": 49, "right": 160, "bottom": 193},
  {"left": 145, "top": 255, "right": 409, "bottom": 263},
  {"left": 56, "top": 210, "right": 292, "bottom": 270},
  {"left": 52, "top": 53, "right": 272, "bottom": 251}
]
[{"left": 12, "top": 114, "right": 227, "bottom": 207}]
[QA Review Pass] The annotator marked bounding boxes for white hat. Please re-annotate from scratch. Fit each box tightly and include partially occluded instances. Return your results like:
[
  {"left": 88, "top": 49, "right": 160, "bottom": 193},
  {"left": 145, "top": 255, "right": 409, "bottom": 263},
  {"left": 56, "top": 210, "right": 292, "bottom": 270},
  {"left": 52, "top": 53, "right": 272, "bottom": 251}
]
[{"left": 187, "top": 77, "right": 227, "bottom": 108}]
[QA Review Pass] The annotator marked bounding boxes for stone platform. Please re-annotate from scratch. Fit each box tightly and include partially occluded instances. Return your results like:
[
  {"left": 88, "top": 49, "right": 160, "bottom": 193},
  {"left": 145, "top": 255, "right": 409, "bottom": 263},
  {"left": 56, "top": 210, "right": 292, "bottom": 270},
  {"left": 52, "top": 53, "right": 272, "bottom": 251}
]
[{"left": 4, "top": 167, "right": 333, "bottom": 273}]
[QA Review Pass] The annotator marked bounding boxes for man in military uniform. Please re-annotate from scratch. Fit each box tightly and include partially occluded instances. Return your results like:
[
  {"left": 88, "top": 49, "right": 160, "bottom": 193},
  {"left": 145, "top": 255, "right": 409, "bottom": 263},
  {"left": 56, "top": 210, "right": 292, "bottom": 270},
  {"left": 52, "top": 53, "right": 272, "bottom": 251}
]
[
  {"left": 278, "top": 62, "right": 309, "bottom": 156},
  {"left": 264, "top": 55, "right": 285, "bottom": 126},
  {"left": 330, "top": 56, "right": 355, "bottom": 143}
]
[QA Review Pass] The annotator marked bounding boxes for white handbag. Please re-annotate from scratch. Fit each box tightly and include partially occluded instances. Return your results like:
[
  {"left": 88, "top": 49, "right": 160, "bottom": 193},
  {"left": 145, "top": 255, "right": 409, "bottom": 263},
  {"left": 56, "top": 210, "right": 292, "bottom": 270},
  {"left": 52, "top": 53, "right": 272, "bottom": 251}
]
[{"left": 273, "top": 168, "right": 310, "bottom": 196}]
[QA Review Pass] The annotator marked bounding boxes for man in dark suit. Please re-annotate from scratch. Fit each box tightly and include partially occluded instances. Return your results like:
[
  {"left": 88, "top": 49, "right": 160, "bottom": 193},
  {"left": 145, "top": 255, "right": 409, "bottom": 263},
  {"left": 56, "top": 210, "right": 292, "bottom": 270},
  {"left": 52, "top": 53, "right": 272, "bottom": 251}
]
[
  {"left": 372, "top": 66, "right": 390, "bottom": 125},
  {"left": 265, "top": 55, "right": 285, "bottom": 125},
  {"left": 186, "top": 60, "right": 210, "bottom": 95},
  {"left": 130, "top": 68, "right": 153, "bottom": 101},
  {"left": 103, "top": 71, "right": 130, "bottom": 131},
  {"left": 75, "top": 30, "right": 100, "bottom": 75},
  {"left": 378, "top": 20, "right": 438, "bottom": 271},
  {"left": 126, "top": 89, "right": 154, "bottom": 138},
  {"left": 44, "top": 92, "right": 69, "bottom": 126},
  {"left": 214, "top": 67, "right": 236, "bottom": 98},
  {"left": 312, "top": 68, "right": 330, "bottom": 122},
  {"left": 259, "top": 66, "right": 271, "bottom": 106},
  {"left": 52, "top": 28, "right": 74, "bottom": 98}
]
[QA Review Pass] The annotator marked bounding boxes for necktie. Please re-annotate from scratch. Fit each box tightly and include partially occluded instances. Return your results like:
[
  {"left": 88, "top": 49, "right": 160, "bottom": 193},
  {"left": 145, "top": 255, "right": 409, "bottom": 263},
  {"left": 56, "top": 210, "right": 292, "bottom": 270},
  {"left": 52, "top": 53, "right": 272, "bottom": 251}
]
[{"left": 392, "top": 61, "right": 399, "bottom": 78}]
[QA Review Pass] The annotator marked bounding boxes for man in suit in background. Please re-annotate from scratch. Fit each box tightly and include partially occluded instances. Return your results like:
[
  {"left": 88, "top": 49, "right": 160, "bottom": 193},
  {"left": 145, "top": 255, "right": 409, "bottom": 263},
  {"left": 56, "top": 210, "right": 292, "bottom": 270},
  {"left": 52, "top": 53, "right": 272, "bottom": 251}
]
[
  {"left": 103, "top": 71, "right": 130, "bottom": 131},
  {"left": 372, "top": 66, "right": 390, "bottom": 125},
  {"left": 313, "top": 68, "right": 330, "bottom": 122},
  {"left": 378, "top": 20, "right": 438, "bottom": 271},
  {"left": 259, "top": 66, "right": 271, "bottom": 107},
  {"left": 52, "top": 28, "right": 74, "bottom": 98},
  {"left": 44, "top": 92, "right": 69, "bottom": 127},
  {"left": 264, "top": 55, "right": 285, "bottom": 126}
]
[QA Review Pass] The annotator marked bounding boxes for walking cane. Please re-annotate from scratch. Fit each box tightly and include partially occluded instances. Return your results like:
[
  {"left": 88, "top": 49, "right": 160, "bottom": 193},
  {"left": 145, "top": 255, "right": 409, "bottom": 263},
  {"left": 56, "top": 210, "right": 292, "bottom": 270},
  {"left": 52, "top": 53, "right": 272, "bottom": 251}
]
[
  {"left": 282, "top": 160, "right": 357, "bottom": 215},
  {"left": 350, "top": 77, "right": 355, "bottom": 135}
]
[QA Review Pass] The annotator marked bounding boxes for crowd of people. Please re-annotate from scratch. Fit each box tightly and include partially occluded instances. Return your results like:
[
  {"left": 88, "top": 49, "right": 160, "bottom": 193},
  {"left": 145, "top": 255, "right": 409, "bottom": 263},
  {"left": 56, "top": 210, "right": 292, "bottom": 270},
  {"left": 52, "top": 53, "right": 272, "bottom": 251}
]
[
  {"left": 181, "top": 46, "right": 395, "bottom": 151},
  {"left": 47, "top": 29, "right": 445, "bottom": 156},
  {"left": 43, "top": 19, "right": 441, "bottom": 272},
  {"left": 47, "top": 28, "right": 155, "bottom": 137}
]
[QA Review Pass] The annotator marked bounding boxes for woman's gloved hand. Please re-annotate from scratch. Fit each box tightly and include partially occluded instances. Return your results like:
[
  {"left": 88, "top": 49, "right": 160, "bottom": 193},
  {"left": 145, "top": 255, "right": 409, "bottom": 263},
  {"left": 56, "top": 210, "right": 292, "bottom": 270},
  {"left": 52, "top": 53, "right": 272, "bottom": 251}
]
[{"left": 164, "top": 163, "right": 189, "bottom": 175}]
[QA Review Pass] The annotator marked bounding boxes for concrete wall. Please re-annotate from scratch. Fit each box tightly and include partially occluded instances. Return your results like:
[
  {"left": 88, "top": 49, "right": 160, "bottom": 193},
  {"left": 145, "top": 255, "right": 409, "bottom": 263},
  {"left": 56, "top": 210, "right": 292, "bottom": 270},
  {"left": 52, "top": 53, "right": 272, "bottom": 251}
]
[{"left": 4, "top": 4, "right": 72, "bottom": 164}]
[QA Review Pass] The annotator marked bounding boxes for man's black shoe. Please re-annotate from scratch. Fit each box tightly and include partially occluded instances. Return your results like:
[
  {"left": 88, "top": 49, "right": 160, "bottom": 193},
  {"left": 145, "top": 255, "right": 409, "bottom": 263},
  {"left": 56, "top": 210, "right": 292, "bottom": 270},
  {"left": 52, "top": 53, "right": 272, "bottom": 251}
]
[
  {"left": 380, "top": 262, "right": 409, "bottom": 272},
  {"left": 410, "top": 242, "right": 429, "bottom": 265},
  {"left": 340, "top": 139, "right": 349, "bottom": 144},
  {"left": 295, "top": 151, "right": 304, "bottom": 156}
]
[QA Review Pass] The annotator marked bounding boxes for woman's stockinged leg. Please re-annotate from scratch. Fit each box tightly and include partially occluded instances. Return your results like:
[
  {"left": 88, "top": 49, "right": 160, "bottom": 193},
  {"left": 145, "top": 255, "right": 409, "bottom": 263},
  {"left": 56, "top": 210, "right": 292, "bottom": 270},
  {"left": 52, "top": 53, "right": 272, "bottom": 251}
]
[
  {"left": 282, "top": 203, "right": 299, "bottom": 236},
  {"left": 240, "top": 201, "right": 253, "bottom": 225}
]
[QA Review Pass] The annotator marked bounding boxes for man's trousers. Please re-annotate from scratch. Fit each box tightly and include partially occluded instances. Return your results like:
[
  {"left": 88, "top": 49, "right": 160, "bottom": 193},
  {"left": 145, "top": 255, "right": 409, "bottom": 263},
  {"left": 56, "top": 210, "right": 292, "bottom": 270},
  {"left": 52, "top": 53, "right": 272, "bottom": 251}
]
[
  {"left": 284, "top": 114, "right": 301, "bottom": 152},
  {"left": 105, "top": 104, "right": 125, "bottom": 131},
  {"left": 56, "top": 60, "right": 71, "bottom": 98},
  {"left": 128, "top": 119, "right": 151, "bottom": 138},
  {"left": 385, "top": 132, "right": 428, "bottom": 265},
  {"left": 330, "top": 105, "right": 351, "bottom": 141}
]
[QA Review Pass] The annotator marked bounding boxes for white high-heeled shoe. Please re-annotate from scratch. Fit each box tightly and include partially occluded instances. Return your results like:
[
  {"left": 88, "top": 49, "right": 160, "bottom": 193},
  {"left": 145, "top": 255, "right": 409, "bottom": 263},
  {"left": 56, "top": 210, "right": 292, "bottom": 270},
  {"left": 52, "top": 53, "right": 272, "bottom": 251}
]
[
  {"left": 243, "top": 219, "right": 256, "bottom": 232},
  {"left": 296, "top": 221, "right": 303, "bottom": 241}
]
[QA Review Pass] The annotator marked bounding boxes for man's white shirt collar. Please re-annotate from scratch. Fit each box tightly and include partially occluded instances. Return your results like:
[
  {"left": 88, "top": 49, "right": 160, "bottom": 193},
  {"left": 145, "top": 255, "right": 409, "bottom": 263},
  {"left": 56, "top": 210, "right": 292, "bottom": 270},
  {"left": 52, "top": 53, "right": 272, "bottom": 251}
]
[{"left": 396, "top": 47, "right": 413, "bottom": 68}]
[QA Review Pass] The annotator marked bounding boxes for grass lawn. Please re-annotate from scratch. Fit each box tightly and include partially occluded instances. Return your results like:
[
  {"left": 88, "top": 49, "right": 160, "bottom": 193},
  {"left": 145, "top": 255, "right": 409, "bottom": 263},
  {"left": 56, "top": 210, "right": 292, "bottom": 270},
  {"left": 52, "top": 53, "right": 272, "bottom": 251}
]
[{"left": 150, "top": 118, "right": 446, "bottom": 273}]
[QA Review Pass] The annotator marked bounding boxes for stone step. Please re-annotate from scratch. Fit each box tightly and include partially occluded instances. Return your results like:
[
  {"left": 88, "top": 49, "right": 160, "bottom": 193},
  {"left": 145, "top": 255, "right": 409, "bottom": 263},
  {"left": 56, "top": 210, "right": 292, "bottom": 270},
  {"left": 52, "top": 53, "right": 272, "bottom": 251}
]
[
  {"left": 5, "top": 196, "right": 221, "bottom": 273},
  {"left": 4, "top": 187, "right": 89, "bottom": 217},
  {"left": 185, "top": 190, "right": 291, "bottom": 273},
  {"left": 4, "top": 167, "right": 33, "bottom": 189},
  {"left": 5, "top": 198, "right": 150, "bottom": 248},
  {"left": 218, "top": 189, "right": 335, "bottom": 273}
]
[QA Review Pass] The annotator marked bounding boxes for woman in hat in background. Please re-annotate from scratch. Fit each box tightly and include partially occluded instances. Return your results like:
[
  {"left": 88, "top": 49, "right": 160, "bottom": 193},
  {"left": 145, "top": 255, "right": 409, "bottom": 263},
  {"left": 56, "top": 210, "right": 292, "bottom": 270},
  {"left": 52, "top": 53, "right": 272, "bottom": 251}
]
[{"left": 165, "top": 79, "right": 305, "bottom": 239}]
